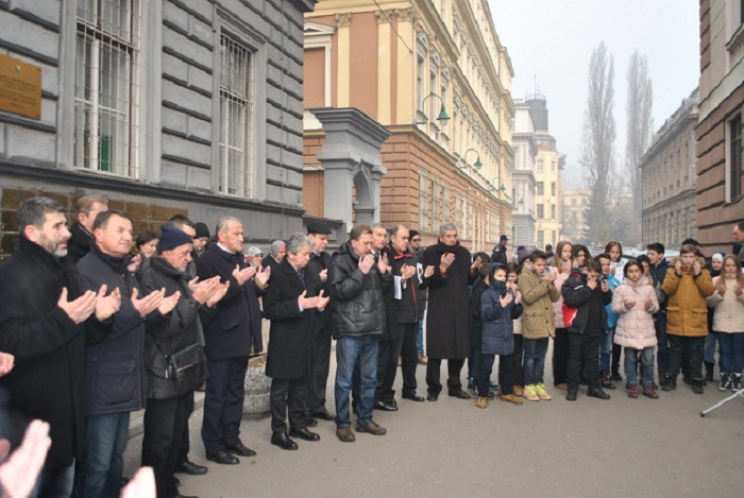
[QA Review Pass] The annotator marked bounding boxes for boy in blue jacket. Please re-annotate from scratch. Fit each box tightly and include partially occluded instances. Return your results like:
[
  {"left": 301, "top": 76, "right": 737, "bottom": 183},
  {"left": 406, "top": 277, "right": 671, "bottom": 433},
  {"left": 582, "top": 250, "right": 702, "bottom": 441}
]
[
  {"left": 477, "top": 263, "right": 524, "bottom": 408},
  {"left": 597, "top": 253, "right": 622, "bottom": 389}
]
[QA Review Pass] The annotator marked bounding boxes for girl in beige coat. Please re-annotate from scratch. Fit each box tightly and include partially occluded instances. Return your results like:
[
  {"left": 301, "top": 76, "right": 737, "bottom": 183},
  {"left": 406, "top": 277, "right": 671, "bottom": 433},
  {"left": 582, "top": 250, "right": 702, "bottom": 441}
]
[
  {"left": 612, "top": 261, "right": 660, "bottom": 399},
  {"left": 706, "top": 255, "right": 744, "bottom": 391}
]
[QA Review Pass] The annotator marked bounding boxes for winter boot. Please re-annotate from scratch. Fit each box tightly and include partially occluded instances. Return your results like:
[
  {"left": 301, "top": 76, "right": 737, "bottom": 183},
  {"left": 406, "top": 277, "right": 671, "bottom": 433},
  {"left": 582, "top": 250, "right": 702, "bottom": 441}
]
[
  {"left": 691, "top": 380, "right": 704, "bottom": 395},
  {"left": 718, "top": 374, "right": 731, "bottom": 392},
  {"left": 731, "top": 374, "right": 743, "bottom": 391},
  {"left": 600, "top": 374, "right": 616, "bottom": 390},
  {"left": 661, "top": 376, "right": 676, "bottom": 391},
  {"left": 476, "top": 397, "right": 488, "bottom": 409},
  {"left": 642, "top": 386, "right": 659, "bottom": 399},
  {"left": 627, "top": 384, "right": 639, "bottom": 399},
  {"left": 704, "top": 361, "right": 715, "bottom": 383}
]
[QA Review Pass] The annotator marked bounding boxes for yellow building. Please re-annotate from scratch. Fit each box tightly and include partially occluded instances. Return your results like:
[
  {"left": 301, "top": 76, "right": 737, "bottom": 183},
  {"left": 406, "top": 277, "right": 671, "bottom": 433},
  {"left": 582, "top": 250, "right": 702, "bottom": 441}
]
[
  {"left": 302, "top": 0, "right": 514, "bottom": 250},
  {"left": 562, "top": 189, "right": 591, "bottom": 243},
  {"left": 534, "top": 131, "right": 563, "bottom": 249}
]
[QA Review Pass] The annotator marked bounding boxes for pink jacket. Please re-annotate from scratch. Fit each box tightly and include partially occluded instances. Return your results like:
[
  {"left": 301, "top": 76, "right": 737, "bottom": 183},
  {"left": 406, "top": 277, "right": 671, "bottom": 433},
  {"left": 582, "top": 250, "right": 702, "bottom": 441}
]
[
  {"left": 552, "top": 270, "right": 570, "bottom": 329},
  {"left": 612, "top": 277, "right": 659, "bottom": 350}
]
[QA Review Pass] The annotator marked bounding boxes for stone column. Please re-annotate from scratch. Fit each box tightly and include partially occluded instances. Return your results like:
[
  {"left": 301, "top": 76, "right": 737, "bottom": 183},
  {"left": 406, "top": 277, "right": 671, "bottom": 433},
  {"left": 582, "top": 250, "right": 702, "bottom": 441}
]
[{"left": 310, "top": 108, "right": 391, "bottom": 229}]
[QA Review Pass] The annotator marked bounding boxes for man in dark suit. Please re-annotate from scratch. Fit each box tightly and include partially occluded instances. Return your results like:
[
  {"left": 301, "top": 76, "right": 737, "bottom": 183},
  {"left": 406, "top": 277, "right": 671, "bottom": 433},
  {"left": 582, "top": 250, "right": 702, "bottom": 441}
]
[
  {"left": 263, "top": 234, "right": 329, "bottom": 450},
  {"left": 196, "top": 217, "right": 269, "bottom": 465},
  {"left": 304, "top": 222, "right": 335, "bottom": 422}
]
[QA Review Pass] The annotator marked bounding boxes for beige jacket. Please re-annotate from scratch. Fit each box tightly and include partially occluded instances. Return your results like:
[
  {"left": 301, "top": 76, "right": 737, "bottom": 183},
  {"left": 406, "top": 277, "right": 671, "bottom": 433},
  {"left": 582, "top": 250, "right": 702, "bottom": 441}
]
[
  {"left": 706, "top": 275, "right": 744, "bottom": 333},
  {"left": 518, "top": 268, "right": 561, "bottom": 339}
]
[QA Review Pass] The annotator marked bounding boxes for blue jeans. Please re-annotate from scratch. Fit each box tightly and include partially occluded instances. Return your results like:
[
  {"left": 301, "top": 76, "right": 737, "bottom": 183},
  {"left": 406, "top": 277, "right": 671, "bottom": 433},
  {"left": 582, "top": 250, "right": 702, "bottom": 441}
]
[
  {"left": 335, "top": 334, "right": 379, "bottom": 428},
  {"left": 624, "top": 346, "right": 655, "bottom": 387},
  {"left": 704, "top": 331, "right": 718, "bottom": 364},
  {"left": 600, "top": 328, "right": 614, "bottom": 374},
  {"left": 523, "top": 337, "right": 549, "bottom": 385},
  {"left": 83, "top": 412, "right": 130, "bottom": 498},
  {"left": 31, "top": 460, "right": 75, "bottom": 498},
  {"left": 717, "top": 332, "right": 744, "bottom": 376},
  {"left": 416, "top": 309, "right": 425, "bottom": 354}
]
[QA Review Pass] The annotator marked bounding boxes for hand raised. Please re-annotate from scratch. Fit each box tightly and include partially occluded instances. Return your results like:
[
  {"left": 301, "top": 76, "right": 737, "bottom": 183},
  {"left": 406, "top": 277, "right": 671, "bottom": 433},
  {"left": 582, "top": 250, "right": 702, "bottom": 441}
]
[
  {"left": 693, "top": 260, "right": 702, "bottom": 275},
  {"left": 131, "top": 287, "right": 165, "bottom": 318},
  {"left": 191, "top": 276, "right": 221, "bottom": 305},
  {"left": 318, "top": 268, "right": 328, "bottom": 283},
  {"left": 94, "top": 284, "right": 121, "bottom": 321},
  {"left": 232, "top": 264, "right": 256, "bottom": 286},
  {"left": 121, "top": 466, "right": 157, "bottom": 498},
  {"left": 58, "top": 287, "right": 97, "bottom": 324},
  {"left": 644, "top": 299, "right": 653, "bottom": 310},
  {"left": 718, "top": 285, "right": 727, "bottom": 296},
  {"left": 675, "top": 260, "right": 682, "bottom": 273},
  {"left": 0, "top": 420, "right": 51, "bottom": 498},
  {"left": 423, "top": 265, "right": 435, "bottom": 278},
  {"left": 358, "top": 254, "right": 374, "bottom": 275},
  {"left": 734, "top": 284, "right": 743, "bottom": 296},
  {"left": 206, "top": 281, "right": 230, "bottom": 308},
  {"left": 158, "top": 291, "right": 181, "bottom": 315},
  {"left": 316, "top": 289, "right": 330, "bottom": 309},
  {"left": 499, "top": 293, "right": 514, "bottom": 308},
  {"left": 298, "top": 290, "right": 320, "bottom": 309},
  {"left": 600, "top": 279, "right": 610, "bottom": 293},
  {"left": 255, "top": 265, "right": 271, "bottom": 286},
  {"left": 440, "top": 252, "right": 455, "bottom": 270},
  {"left": 377, "top": 253, "right": 390, "bottom": 274},
  {"left": 0, "top": 352, "right": 15, "bottom": 377},
  {"left": 514, "top": 290, "right": 523, "bottom": 305},
  {"left": 587, "top": 277, "right": 598, "bottom": 290},
  {"left": 624, "top": 300, "right": 636, "bottom": 309}
]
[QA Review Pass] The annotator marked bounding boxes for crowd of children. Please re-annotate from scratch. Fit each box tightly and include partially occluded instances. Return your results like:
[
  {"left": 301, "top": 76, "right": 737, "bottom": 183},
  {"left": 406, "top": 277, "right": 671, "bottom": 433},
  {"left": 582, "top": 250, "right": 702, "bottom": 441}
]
[{"left": 468, "top": 240, "right": 744, "bottom": 405}]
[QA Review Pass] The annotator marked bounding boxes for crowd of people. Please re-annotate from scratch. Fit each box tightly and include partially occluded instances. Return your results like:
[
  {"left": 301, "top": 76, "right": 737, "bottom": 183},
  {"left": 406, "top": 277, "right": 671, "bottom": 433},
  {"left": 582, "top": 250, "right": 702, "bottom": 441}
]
[{"left": 0, "top": 193, "right": 742, "bottom": 498}]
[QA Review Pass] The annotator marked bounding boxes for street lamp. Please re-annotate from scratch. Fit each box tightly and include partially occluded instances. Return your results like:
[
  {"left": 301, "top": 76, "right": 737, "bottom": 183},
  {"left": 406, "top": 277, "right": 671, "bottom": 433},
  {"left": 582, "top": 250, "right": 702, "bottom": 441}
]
[
  {"left": 489, "top": 176, "right": 506, "bottom": 196},
  {"left": 457, "top": 148, "right": 483, "bottom": 170},
  {"left": 414, "top": 92, "right": 450, "bottom": 124}
]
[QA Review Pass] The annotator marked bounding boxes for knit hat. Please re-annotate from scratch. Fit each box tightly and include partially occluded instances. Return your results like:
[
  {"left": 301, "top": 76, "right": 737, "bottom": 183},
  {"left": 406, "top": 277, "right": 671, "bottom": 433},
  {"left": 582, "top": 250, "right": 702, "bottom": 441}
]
[
  {"left": 712, "top": 252, "right": 725, "bottom": 262},
  {"left": 157, "top": 225, "right": 193, "bottom": 253},
  {"left": 517, "top": 246, "right": 530, "bottom": 265},
  {"left": 195, "top": 222, "right": 210, "bottom": 239}
]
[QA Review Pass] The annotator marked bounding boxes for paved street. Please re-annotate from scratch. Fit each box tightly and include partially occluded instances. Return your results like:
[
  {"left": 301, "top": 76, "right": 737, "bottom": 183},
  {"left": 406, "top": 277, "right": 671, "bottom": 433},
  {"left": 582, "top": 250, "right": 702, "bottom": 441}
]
[{"left": 124, "top": 348, "right": 744, "bottom": 498}]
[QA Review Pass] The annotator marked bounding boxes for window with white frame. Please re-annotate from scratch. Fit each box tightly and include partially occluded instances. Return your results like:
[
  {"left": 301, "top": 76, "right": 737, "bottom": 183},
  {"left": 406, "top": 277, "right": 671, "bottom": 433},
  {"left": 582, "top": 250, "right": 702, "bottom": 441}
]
[
  {"left": 75, "top": 0, "right": 141, "bottom": 176},
  {"left": 219, "top": 34, "right": 254, "bottom": 197}
]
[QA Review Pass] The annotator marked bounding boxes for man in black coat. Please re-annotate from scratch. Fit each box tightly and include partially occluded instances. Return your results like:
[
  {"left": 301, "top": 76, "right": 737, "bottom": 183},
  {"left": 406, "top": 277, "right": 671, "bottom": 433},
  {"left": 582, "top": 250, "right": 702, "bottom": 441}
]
[
  {"left": 78, "top": 210, "right": 176, "bottom": 498},
  {"left": 67, "top": 194, "right": 108, "bottom": 263},
  {"left": 733, "top": 222, "right": 744, "bottom": 264},
  {"left": 421, "top": 223, "right": 481, "bottom": 401},
  {"left": 490, "top": 234, "right": 509, "bottom": 266},
  {"left": 263, "top": 234, "right": 329, "bottom": 450},
  {"left": 647, "top": 242, "right": 671, "bottom": 384},
  {"left": 196, "top": 217, "right": 270, "bottom": 465},
  {"left": 0, "top": 197, "right": 119, "bottom": 497},
  {"left": 138, "top": 225, "right": 228, "bottom": 498},
  {"left": 261, "top": 240, "right": 286, "bottom": 270},
  {"left": 304, "top": 222, "right": 335, "bottom": 422}
]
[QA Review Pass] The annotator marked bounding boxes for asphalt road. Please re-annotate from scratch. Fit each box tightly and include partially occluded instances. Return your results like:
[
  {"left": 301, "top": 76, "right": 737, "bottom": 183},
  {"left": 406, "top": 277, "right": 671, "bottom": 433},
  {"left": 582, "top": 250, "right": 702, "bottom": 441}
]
[{"left": 123, "top": 347, "right": 744, "bottom": 498}]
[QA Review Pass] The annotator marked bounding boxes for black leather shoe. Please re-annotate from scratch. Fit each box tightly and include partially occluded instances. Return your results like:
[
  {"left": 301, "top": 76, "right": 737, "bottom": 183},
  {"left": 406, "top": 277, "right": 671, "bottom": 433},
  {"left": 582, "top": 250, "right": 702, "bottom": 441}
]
[
  {"left": 304, "top": 416, "right": 318, "bottom": 428},
  {"left": 175, "top": 460, "right": 208, "bottom": 476},
  {"left": 374, "top": 399, "right": 398, "bottom": 411},
  {"left": 289, "top": 427, "right": 320, "bottom": 441},
  {"left": 566, "top": 386, "right": 578, "bottom": 402},
  {"left": 426, "top": 392, "right": 439, "bottom": 401},
  {"left": 448, "top": 389, "right": 472, "bottom": 400},
  {"left": 312, "top": 409, "right": 335, "bottom": 421},
  {"left": 587, "top": 388, "right": 611, "bottom": 400},
  {"left": 270, "top": 432, "right": 298, "bottom": 450},
  {"left": 225, "top": 442, "right": 256, "bottom": 457},
  {"left": 402, "top": 393, "right": 426, "bottom": 402},
  {"left": 205, "top": 450, "right": 239, "bottom": 465}
]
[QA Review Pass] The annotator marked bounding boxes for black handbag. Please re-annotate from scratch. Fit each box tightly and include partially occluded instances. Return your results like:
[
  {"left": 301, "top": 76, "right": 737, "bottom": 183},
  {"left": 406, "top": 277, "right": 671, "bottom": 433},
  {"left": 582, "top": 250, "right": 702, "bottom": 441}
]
[{"left": 159, "top": 343, "right": 207, "bottom": 393}]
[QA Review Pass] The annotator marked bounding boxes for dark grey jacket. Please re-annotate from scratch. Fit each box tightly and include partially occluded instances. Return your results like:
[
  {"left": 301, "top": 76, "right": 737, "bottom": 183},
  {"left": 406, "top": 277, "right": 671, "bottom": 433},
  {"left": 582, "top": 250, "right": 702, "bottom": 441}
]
[{"left": 329, "top": 241, "right": 392, "bottom": 338}]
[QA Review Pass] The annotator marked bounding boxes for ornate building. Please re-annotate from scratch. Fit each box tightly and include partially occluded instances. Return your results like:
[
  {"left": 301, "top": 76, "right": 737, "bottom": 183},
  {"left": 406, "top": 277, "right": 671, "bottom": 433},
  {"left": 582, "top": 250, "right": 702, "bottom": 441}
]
[
  {"left": 696, "top": 0, "right": 744, "bottom": 254},
  {"left": 641, "top": 90, "right": 698, "bottom": 247},
  {"left": 511, "top": 99, "right": 537, "bottom": 248},
  {"left": 302, "top": 0, "right": 514, "bottom": 250},
  {"left": 0, "top": 0, "right": 326, "bottom": 260}
]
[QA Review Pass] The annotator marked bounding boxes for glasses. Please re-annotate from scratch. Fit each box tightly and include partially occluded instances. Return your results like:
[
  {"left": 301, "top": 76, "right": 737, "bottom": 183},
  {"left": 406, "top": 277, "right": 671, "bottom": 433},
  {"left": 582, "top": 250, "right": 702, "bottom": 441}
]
[{"left": 411, "top": 238, "right": 421, "bottom": 242}]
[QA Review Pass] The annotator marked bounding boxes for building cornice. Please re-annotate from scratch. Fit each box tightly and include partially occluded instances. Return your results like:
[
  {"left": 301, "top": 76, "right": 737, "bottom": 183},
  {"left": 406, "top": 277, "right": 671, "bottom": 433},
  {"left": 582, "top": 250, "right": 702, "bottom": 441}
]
[{"left": 642, "top": 187, "right": 696, "bottom": 213}]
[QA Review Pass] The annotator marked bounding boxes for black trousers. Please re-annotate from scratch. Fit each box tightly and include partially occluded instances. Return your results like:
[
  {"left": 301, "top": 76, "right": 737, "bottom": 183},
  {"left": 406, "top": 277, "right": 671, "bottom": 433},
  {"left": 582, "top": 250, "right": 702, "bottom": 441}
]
[
  {"left": 426, "top": 358, "right": 465, "bottom": 395},
  {"left": 478, "top": 353, "right": 513, "bottom": 397},
  {"left": 513, "top": 334, "right": 525, "bottom": 387},
  {"left": 201, "top": 356, "right": 248, "bottom": 454},
  {"left": 399, "top": 322, "right": 419, "bottom": 396},
  {"left": 567, "top": 330, "right": 601, "bottom": 389},
  {"left": 177, "top": 391, "right": 194, "bottom": 465},
  {"left": 306, "top": 330, "right": 332, "bottom": 414},
  {"left": 142, "top": 394, "right": 187, "bottom": 498},
  {"left": 667, "top": 335, "right": 704, "bottom": 381},
  {"left": 552, "top": 328, "right": 570, "bottom": 385},
  {"left": 612, "top": 342, "right": 623, "bottom": 376},
  {"left": 375, "top": 332, "right": 404, "bottom": 403},
  {"left": 270, "top": 377, "right": 308, "bottom": 434}
]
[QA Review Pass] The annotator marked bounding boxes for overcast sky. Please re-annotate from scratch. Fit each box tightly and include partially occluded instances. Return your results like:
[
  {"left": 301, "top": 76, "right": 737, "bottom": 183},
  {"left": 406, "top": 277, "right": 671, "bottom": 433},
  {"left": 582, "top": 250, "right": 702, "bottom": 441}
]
[{"left": 489, "top": 0, "right": 700, "bottom": 189}]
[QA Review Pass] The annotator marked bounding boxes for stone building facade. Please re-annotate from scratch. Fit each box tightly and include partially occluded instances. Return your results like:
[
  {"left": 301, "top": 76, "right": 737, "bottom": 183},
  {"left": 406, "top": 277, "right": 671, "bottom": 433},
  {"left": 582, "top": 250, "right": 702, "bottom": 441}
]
[
  {"left": 0, "top": 0, "right": 339, "bottom": 260},
  {"left": 641, "top": 90, "right": 698, "bottom": 248},
  {"left": 511, "top": 100, "right": 537, "bottom": 248},
  {"left": 301, "top": 0, "right": 514, "bottom": 250},
  {"left": 561, "top": 189, "right": 591, "bottom": 244},
  {"left": 696, "top": 0, "right": 744, "bottom": 254}
]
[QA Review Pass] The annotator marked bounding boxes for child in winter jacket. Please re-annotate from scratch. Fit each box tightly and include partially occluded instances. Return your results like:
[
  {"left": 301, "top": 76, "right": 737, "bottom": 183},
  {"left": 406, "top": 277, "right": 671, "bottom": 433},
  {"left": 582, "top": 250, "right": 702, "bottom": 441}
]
[
  {"left": 612, "top": 261, "right": 660, "bottom": 399},
  {"left": 561, "top": 258, "right": 613, "bottom": 402},
  {"left": 508, "top": 263, "right": 525, "bottom": 397},
  {"left": 478, "top": 264, "right": 523, "bottom": 408},
  {"left": 597, "top": 253, "right": 623, "bottom": 389},
  {"left": 660, "top": 244, "right": 715, "bottom": 394},
  {"left": 706, "top": 254, "right": 744, "bottom": 391}
]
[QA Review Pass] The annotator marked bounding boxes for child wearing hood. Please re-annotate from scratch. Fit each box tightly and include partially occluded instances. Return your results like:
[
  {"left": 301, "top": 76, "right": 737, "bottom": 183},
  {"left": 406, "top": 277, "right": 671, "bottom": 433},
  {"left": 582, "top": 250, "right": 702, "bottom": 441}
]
[
  {"left": 477, "top": 263, "right": 524, "bottom": 408},
  {"left": 612, "top": 261, "right": 660, "bottom": 399}
]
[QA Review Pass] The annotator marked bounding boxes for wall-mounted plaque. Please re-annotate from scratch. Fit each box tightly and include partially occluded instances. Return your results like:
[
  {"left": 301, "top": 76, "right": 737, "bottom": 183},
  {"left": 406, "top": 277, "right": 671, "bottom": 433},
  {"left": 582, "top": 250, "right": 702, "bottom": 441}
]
[{"left": 0, "top": 53, "right": 42, "bottom": 120}]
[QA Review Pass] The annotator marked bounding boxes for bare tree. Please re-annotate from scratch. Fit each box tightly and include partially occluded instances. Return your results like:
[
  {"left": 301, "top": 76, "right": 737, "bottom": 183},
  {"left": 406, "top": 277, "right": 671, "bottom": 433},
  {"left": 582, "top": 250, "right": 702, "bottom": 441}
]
[
  {"left": 624, "top": 50, "right": 653, "bottom": 245},
  {"left": 580, "top": 42, "right": 616, "bottom": 243}
]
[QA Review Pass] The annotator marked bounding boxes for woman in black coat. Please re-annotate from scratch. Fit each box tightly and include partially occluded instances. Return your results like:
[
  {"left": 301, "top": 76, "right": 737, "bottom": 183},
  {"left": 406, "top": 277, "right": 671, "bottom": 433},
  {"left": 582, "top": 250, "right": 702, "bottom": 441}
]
[{"left": 263, "top": 234, "right": 329, "bottom": 450}]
